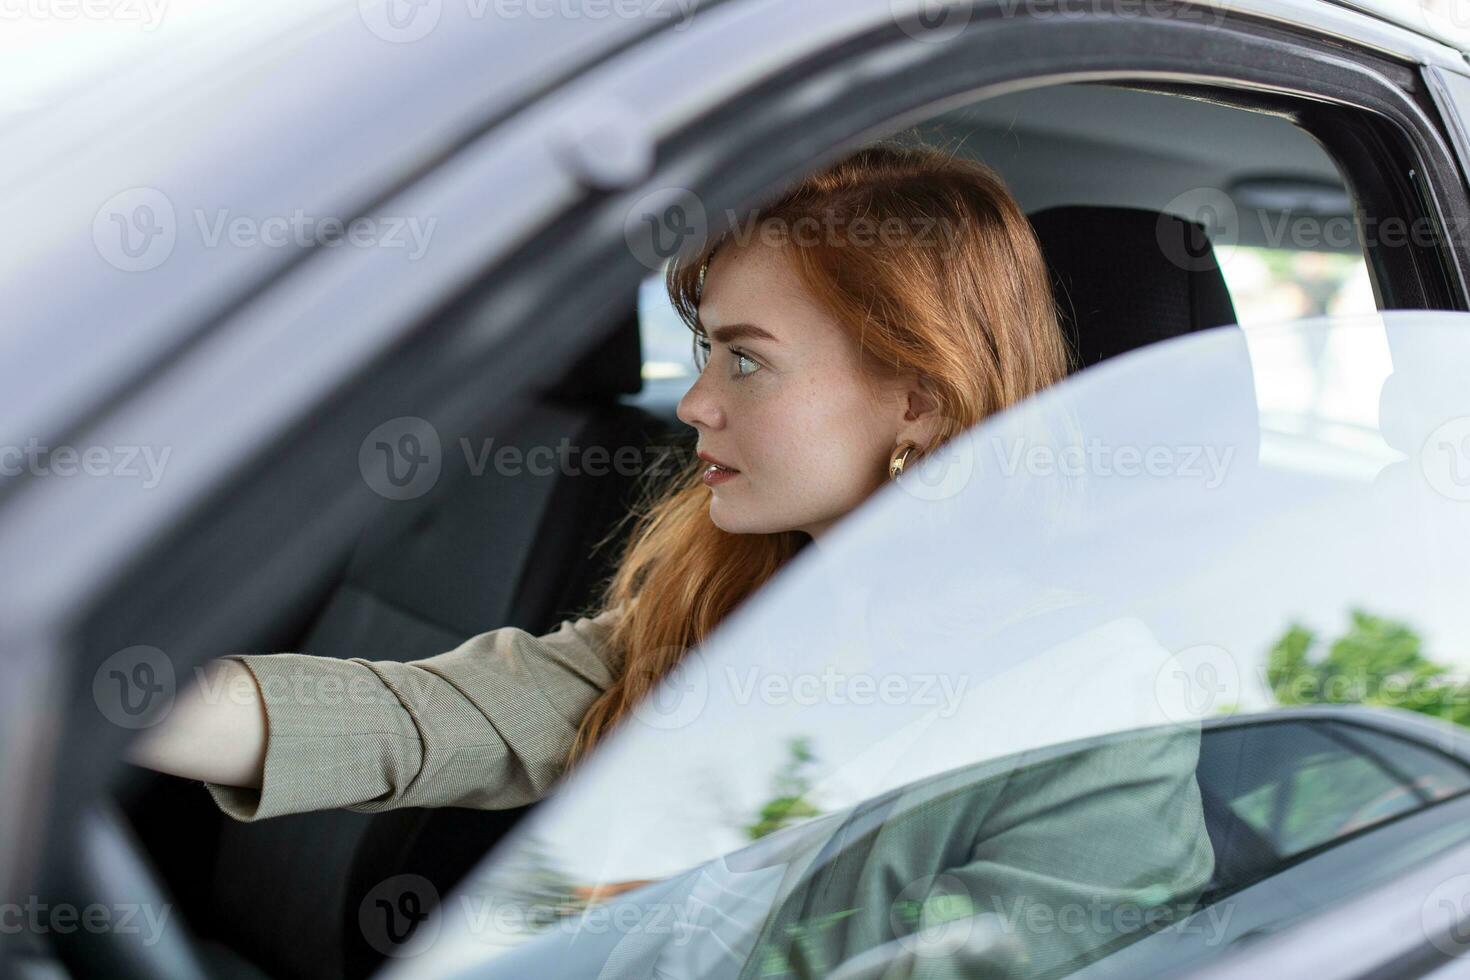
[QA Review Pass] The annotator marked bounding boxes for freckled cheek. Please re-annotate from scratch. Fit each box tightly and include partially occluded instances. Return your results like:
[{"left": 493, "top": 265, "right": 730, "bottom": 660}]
[
  {"left": 729, "top": 396, "right": 808, "bottom": 474},
  {"left": 768, "top": 408, "right": 865, "bottom": 482},
  {"left": 727, "top": 382, "right": 875, "bottom": 480},
  {"left": 800, "top": 384, "right": 882, "bottom": 451}
]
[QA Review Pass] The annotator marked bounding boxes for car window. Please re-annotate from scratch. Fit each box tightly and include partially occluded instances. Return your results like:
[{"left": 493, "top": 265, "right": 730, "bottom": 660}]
[
  {"left": 1219, "top": 247, "right": 1375, "bottom": 326},
  {"left": 1327, "top": 723, "right": 1470, "bottom": 819},
  {"left": 395, "top": 312, "right": 1470, "bottom": 980},
  {"left": 630, "top": 271, "right": 698, "bottom": 408},
  {"left": 946, "top": 84, "right": 1382, "bottom": 328},
  {"left": 1197, "top": 720, "right": 1470, "bottom": 862},
  {"left": 1206, "top": 723, "right": 1408, "bottom": 856}
]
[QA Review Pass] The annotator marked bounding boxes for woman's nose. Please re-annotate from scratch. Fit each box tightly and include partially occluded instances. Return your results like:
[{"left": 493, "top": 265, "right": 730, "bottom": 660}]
[{"left": 676, "top": 370, "right": 724, "bottom": 430}]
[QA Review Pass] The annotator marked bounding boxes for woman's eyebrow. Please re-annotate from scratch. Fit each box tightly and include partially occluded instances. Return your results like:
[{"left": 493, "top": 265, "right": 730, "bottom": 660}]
[{"left": 700, "top": 321, "right": 780, "bottom": 345}]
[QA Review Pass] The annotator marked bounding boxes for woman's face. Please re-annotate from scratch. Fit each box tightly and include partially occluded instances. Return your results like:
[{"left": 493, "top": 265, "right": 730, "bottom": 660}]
[{"left": 676, "top": 240, "right": 940, "bottom": 539}]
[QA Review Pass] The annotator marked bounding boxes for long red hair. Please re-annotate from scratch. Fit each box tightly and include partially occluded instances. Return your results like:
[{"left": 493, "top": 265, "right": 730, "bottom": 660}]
[{"left": 567, "top": 140, "right": 1072, "bottom": 763}]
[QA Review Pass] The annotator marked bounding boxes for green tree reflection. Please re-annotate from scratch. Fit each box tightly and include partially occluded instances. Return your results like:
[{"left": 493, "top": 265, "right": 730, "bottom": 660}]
[
  {"left": 746, "top": 736, "right": 822, "bottom": 841},
  {"left": 1267, "top": 608, "right": 1469, "bottom": 726}
]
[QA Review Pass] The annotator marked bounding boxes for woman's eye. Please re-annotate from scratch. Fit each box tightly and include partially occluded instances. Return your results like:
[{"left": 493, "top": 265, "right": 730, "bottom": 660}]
[
  {"left": 733, "top": 350, "right": 761, "bottom": 377},
  {"left": 692, "top": 336, "right": 759, "bottom": 378}
]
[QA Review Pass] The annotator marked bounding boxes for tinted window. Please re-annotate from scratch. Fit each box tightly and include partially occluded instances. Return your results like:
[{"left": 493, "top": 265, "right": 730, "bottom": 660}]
[
  {"left": 1197, "top": 721, "right": 1470, "bottom": 861},
  {"left": 1326, "top": 723, "right": 1470, "bottom": 822}
]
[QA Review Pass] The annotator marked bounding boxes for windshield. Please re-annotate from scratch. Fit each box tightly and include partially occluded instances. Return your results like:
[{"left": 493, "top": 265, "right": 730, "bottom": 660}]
[{"left": 384, "top": 312, "right": 1470, "bottom": 979}]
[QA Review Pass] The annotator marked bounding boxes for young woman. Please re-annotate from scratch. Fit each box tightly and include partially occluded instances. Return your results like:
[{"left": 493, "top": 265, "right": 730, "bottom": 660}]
[{"left": 127, "top": 140, "right": 1073, "bottom": 822}]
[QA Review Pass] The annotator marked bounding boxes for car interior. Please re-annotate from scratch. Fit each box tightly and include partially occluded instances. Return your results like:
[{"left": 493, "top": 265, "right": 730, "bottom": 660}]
[
  {"left": 97, "top": 80, "right": 1420, "bottom": 980},
  {"left": 630, "top": 82, "right": 1372, "bottom": 421}
]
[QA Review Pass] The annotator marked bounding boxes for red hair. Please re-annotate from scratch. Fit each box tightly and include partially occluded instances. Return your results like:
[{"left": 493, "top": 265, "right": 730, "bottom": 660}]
[{"left": 567, "top": 141, "right": 1071, "bottom": 763}]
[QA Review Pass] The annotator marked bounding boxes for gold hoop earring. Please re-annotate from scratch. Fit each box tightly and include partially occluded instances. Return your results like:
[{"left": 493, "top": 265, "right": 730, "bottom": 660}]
[{"left": 888, "top": 443, "right": 917, "bottom": 481}]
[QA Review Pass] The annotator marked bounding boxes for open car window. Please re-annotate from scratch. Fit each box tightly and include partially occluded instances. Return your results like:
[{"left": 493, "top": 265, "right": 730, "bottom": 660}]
[{"left": 385, "top": 312, "right": 1470, "bottom": 980}]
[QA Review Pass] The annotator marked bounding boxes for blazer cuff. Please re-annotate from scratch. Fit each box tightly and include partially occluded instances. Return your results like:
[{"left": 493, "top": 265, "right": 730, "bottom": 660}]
[{"left": 202, "top": 653, "right": 424, "bottom": 822}]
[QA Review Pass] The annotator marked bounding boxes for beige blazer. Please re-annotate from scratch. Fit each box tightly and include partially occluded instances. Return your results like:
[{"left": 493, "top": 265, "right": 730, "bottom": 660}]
[{"left": 204, "top": 605, "right": 625, "bottom": 821}]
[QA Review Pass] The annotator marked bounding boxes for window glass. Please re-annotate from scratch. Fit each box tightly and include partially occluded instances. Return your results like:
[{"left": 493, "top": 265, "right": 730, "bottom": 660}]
[
  {"left": 1281, "top": 748, "right": 1411, "bottom": 852},
  {"left": 1220, "top": 247, "right": 1376, "bottom": 326},
  {"left": 1328, "top": 724, "right": 1470, "bottom": 812},
  {"left": 632, "top": 272, "right": 698, "bottom": 407},
  {"left": 1197, "top": 722, "right": 1426, "bottom": 860},
  {"left": 407, "top": 314, "right": 1470, "bottom": 980}
]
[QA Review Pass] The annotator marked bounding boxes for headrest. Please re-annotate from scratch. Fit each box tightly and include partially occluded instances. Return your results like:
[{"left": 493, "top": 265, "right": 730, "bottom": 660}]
[
  {"left": 1028, "top": 206, "right": 1239, "bottom": 371},
  {"left": 543, "top": 311, "right": 644, "bottom": 401}
]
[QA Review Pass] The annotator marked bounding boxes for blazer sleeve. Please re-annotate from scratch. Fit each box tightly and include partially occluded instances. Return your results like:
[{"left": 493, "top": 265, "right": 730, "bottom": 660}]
[{"left": 202, "top": 604, "right": 625, "bottom": 822}]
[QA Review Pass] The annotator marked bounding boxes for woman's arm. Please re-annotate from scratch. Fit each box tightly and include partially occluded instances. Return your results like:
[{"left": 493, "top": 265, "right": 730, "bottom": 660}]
[
  {"left": 125, "top": 658, "right": 268, "bottom": 788},
  {"left": 124, "top": 603, "right": 625, "bottom": 822}
]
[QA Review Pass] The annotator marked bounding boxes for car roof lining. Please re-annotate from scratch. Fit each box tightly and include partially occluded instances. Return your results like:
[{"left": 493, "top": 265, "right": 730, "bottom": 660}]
[{"left": 910, "top": 81, "right": 1356, "bottom": 252}]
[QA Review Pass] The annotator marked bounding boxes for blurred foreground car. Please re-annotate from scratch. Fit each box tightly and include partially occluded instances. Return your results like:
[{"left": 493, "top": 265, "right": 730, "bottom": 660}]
[{"left": 425, "top": 704, "right": 1470, "bottom": 980}]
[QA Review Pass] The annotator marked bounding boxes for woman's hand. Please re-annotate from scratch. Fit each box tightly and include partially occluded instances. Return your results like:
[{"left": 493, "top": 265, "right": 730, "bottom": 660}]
[{"left": 124, "top": 658, "right": 268, "bottom": 789}]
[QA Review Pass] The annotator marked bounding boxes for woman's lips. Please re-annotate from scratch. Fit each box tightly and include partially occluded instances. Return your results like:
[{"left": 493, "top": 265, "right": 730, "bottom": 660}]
[
  {"left": 702, "top": 462, "right": 740, "bottom": 487},
  {"left": 697, "top": 451, "right": 740, "bottom": 486}
]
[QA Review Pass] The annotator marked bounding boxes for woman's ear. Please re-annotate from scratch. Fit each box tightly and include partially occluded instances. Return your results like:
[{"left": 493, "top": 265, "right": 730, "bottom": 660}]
[{"left": 897, "top": 371, "right": 945, "bottom": 446}]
